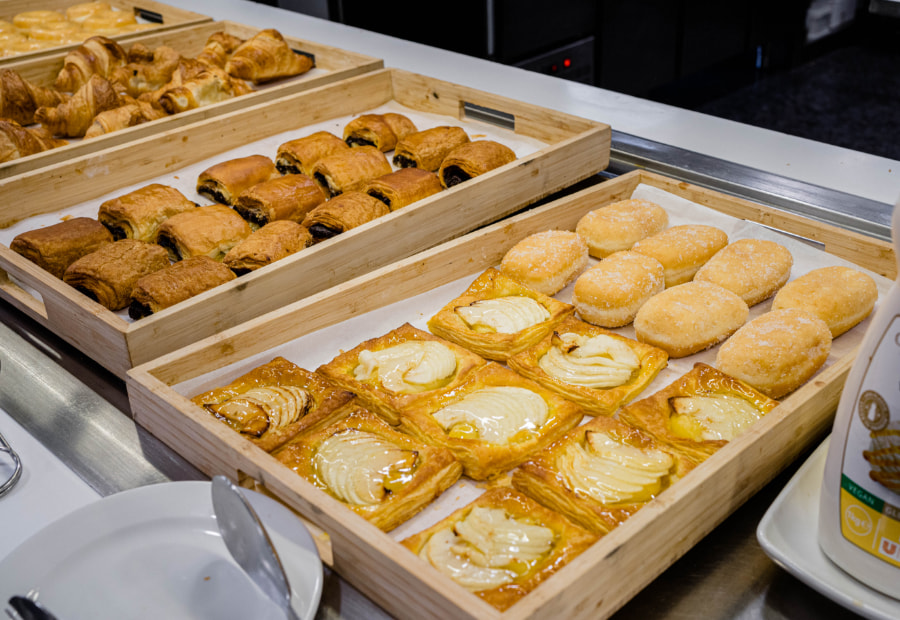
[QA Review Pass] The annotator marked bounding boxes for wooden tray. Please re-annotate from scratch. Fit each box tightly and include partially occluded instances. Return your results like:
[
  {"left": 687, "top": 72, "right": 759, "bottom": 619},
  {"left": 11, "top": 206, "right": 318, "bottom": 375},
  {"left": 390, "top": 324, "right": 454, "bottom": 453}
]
[
  {"left": 0, "top": 67, "right": 610, "bottom": 379},
  {"left": 125, "top": 170, "right": 896, "bottom": 619},
  {"left": 0, "top": 0, "right": 210, "bottom": 64},
  {"left": 1, "top": 19, "right": 384, "bottom": 178}
]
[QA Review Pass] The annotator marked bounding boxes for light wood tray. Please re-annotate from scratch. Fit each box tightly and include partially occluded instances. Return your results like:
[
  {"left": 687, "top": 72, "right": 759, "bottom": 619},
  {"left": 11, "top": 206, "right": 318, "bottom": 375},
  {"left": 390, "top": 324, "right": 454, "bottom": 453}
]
[
  {"left": 0, "top": 67, "right": 610, "bottom": 379},
  {"left": 1, "top": 19, "right": 384, "bottom": 178},
  {"left": 125, "top": 170, "right": 896, "bottom": 619}
]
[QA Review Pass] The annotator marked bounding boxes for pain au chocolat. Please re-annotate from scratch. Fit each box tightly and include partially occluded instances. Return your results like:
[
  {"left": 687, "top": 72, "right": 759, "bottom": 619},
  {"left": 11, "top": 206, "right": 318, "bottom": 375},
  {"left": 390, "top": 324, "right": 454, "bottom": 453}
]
[
  {"left": 11, "top": 216, "right": 112, "bottom": 278},
  {"left": 155, "top": 204, "right": 252, "bottom": 262},
  {"left": 438, "top": 140, "right": 516, "bottom": 188},
  {"left": 196, "top": 154, "right": 279, "bottom": 206},
  {"left": 392, "top": 125, "right": 470, "bottom": 172},
  {"left": 129, "top": 255, "right": 235, "bottom": 319},
  {"left": 311, "top": 145, "right": 392, "bottom": 197},
  {"left": 232, "top": 173, "right": 326, "bottom": 228},
  {"left": 363, "top": 167, "right": 443, "bottom": 211},
  {"left": 98, "top": 183, "right": 197, "bottom": 242},
  {"left": 222, "top": 219, "right": 312, "bottom": 275},
  {"left": 342, "top": 112, "right": 416, "bottom": 152},
  {"left": 275, "top": 131, "right": 350, "bottom": 176},
  {"left": 301, "top": 190, "right": 390, "bottom": 241}
]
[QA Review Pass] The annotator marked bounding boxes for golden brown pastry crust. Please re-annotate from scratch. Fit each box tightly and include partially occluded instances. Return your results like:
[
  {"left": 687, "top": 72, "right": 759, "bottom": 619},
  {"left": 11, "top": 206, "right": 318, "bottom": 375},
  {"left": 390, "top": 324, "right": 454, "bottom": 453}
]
[
  {"left": 157, "top": 63, "right": 252, "bottom": 114},
  {"left": 575, "top": 199, "right": 669, "bottom": 259},
  {"left": 0, "top": 119, "right": 67, "bottom": 163},
  {"left": 316, "top": 322, "right": 487, "bottom": 425},
  {"left": 508, "top": 316, "right": 668, "bottom": 416},
  {"left": 223, "top": 219, "right": 312, "bottom": 275},
  {"left": 311, "top": 145, "right": 392, "bottom": 197},
  {"left": 129, "top": 255, "right": 235, "bottom": 319},
  {"left": 110, "top": 44, "right": 181, "bottom": 98},
  {"left": 392, "top": 125, "right": 470, "bottom": 172},
  {"left": 35, "top": 74, "right": 121, "bottom": 138},
  {"left": 54, "top": 35, "right": 127, "bottom": 92},
  {"left": 191, "top": 356, "right": 355, "bottom": 452},
  {"left": 272, "top": 406, "right": 462, "bottom": 531},
  {"left": 427, "top": 268, "right": 575, "bottom": 361},
  {"left": 10, "top": 217, "right": 112, "bottom": 278},
  {"left": 195, "top": 31, "right": 244, "bottom": 68},
  {"left": 63, "top": 239, "right": 169, "bottom": 310},
  {"left": 155, "top": 204, "right": 252, "bottom": 261},
  {"left": 82, "top": 100, "right": 167, "bottom": 139},
  {"left": 98, "top": 183, "right": 196, "bottom": 242},
  {"left": 301, "top": 190, "right": 391, "bottom": 241},
  {"left": 363, "top": 167, "right": 443, "bottom": 211},
  {"left": 512, "top": 415, "right": 696, "bottom": 534},
  {"left": 617, "top": 362, "right": 779, "bottom": 463},
  {"left": 275, "top": 131, "right": 350, "bottom": 176},
  {"left": 633, "top": 281, "right": 749, "bottom": 358},
  {"left": 715, "top": 308, "right": 832, "bottom": 399},
  {"left": 0, "top": 68, "right": 68, "bottom": 125},
  {"left": 693, "top": 238, "right": 794, "bottom": 306},
  {"left": 232, "top": 173, "right": 326, "bottom": 227},
  {"left": 771, "top": 265, "right": 878, "bottom": 337},
  {"left": 572, "top": 250, "right": 665, "bottom": 328},
  {"left": 499, "top": 230, "right": 589, "bottom": 296},
  {"left": 631, "top": 224, "right": 729, "bottom": 287},
  {"left": 196, "top": 154, "right": 279, "bottom": 206},
  {"left": 225, "top": 29, "right": 313, "bottom": 83},
  {"left": 397, "top": 362, "right": 584, "bottom": 480},
  {"left": 400, "top": 488, "right": 597, "bottom": 611},
  {"left": 438, "top": 140, "right": 516, "bottom": 188},
  {"left": 343, "top": 113, "right": 417, "bottom": 152}
]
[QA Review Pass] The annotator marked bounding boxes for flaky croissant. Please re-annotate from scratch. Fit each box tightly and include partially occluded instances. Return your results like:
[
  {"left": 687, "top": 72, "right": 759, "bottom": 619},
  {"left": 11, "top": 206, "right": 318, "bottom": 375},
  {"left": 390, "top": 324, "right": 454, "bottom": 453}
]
[
  {"left": 83, "top": 100, "right": 167, "bottom": 138},
  {"left": 110, "top": 45, "right": 182, "bottom": 98},
  {"left": 0, "top": 69, "right": 68, "bottom": 126},
  {"left": 157, "top": 64, "right": 252, "bottom": 114},
  {"left": 0, "top": 119, "right": 68, "bottom": 163},
  {"left": 225, "top": 29, "right": 312, "bottom": 83},
  {"left": 195, "top": 32, "right": 245, "bottom": 68},
  {"left": 54, "top": 36, "right": 128, "bottom": 93},
  {"left": 35, "top": 74, "right": 121, "bottom": 137}
]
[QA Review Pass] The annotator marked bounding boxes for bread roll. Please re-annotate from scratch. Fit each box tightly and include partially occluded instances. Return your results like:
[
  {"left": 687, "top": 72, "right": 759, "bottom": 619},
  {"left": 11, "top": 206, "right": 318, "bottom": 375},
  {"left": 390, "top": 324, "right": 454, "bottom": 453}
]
[
  {"left": 500, "top": 230, "right": 589, "bottom": 296},
  {"left": 575, "top": 199, "right": 668, "bottom": 258},
  {"left": 572, "top": 250, "right": 664, "bottom": 327},
  {"left": 631, "top": 224, "right": 728, "bottom": 287},
  {"left": 693, "top": 238, "right": 793, "bottom": 306}
]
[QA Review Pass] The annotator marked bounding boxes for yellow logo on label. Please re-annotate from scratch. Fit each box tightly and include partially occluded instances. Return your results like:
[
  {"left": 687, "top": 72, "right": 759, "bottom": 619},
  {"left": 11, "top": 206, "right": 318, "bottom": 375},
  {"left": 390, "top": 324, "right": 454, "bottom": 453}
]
[{"left": 845, "top": 505, "right": 873, "bottom": 537}]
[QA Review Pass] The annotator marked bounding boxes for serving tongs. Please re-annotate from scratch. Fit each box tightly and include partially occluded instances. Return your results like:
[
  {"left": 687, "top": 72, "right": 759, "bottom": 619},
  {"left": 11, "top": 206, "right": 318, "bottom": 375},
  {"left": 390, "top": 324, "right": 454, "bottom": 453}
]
[{"left": 0, "top": 428, "right": 22, "bottom": 498}]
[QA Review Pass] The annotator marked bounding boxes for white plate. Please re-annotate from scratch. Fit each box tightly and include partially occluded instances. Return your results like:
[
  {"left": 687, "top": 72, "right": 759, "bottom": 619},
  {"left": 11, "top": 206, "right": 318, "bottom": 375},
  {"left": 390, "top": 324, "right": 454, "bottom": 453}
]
[
  {"left": 757, "top": 436, "right": 900, "bottom": 620},
  {"left": 0, "top": 481, "right": 322, "bottom": 620}
]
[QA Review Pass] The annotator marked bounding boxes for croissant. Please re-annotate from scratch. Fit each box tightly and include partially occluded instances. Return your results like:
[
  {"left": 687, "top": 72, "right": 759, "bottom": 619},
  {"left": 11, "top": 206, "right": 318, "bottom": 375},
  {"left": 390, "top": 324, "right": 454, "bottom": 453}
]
[
  {"left": 54, "top": 36, "right": 128, "bottom": 93},
  {"left": 110, "top": 45, "right": 182, "bottom": 98},
  {"left": 157, "top": 65, "right": 252, "bottom": 114},
  {"left": 225, "top": 29, "right": 312, "bottom": 83},
  {"left": 0, "top": 69, "right": 68, "bottom": 125},
  {"left": 195, "top": 32, "right": 245, "bottom": 68},
  {"left": 35, "top": 74, "right": 121, "bottom": 138},
  {"left": 83, "top": 100, "right": 167, "bottom": 138},
  {"left": 137, "top": 57, "right": 211, "bottom": 105},
  {"left": 0, "top": 119, "right": 68, "bottom": 163}
]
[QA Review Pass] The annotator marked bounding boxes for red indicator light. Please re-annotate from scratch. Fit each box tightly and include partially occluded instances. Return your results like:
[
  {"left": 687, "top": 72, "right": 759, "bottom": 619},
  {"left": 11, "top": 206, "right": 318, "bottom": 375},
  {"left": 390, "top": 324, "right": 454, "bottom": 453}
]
[
  {"left": 564, "top": 58, "right": 572, "bottom": 68},
  {"left": 551, "top": 64, "right": 558, "bottom": 72}
]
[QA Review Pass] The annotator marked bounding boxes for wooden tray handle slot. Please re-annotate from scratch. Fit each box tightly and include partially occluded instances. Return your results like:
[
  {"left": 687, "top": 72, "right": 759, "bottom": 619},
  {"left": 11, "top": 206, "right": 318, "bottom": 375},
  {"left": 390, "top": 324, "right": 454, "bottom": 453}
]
[
  {"left": 462, "top": 101, "right": 516, "bottom": 131},
  {"left": 0, "top": 266, "right": 48, "bottom": 321},
  {"left": 133, "top": 8, "right": 164, "bottom": 23}
]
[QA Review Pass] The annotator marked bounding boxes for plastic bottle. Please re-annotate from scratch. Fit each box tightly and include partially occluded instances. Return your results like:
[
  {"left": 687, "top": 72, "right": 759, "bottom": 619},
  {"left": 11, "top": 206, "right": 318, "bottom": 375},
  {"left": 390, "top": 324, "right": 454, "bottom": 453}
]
[{"left": 818, "top": 198, "right": 900, "bottom": 599}]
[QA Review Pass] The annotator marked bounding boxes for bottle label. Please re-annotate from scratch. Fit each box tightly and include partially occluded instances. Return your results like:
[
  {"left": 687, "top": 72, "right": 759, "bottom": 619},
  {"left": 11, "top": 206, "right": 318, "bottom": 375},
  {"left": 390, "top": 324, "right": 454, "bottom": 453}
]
[{"left": 839, "top": 314, "right": 900, "bottom": 568}]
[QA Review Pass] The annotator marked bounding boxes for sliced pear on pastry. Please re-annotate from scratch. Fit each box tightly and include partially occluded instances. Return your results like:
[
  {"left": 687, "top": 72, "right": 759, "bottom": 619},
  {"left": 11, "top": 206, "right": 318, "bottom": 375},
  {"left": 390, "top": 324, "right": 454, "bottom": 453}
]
[
  {"left": 205, "top": 385, "right": 311, "bottom": 437},
  {"left": 432, "top": 386, "right": 549, "bottom": 444},
  {"left": 455, "top": 296, "right": 550, "bottom": 334},
  {"left": 669, "top": 395, "right": 763, "bottom": 441},
  {"left": 539, "top": 332, "right": 641, "bottom": 388},
  {"left": 354, "top": 340, "right": 457, "bottom": 393}
]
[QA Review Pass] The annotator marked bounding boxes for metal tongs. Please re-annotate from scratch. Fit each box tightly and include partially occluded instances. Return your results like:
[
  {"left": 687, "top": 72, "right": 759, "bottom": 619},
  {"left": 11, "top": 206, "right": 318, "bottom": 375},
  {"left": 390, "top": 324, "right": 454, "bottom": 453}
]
[{"left": 0, "top": 428, "right": 22, "bottom": 498}]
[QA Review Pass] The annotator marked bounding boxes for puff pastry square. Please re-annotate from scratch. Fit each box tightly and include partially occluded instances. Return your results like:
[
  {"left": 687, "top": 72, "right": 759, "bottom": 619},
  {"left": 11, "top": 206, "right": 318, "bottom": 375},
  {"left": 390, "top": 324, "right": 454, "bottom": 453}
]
[
  {"left": 271, "top": 406, "right": 462, "bottom": 531},
  {"left": 507, "top": 316, "right": 668, "bottom": 416},
  {"left": 617, "top": 362, "right": 779, "bottom": 463},
  {"left": 427, "top": 268, "right": 575, "bottom": 362},
  {"left": 398, "top": 362, "right": 584, "bottom": 480},
  {"left": 512, "top": 415, "right": 696, "bottom": 534},
  {"left": 316, "top": 322, "right": 487, "bottom": 425},
  {"left": 191, "top": 356, "right": 354, "bottom": 452},
  {"left": 400, "top": 487, "right": 596, "bottom": 612}
]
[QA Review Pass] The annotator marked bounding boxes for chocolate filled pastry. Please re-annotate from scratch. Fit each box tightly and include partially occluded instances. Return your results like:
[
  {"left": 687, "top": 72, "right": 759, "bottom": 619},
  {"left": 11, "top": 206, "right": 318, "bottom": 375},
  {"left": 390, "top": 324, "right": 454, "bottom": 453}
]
[
  {"left": 311, "top": 145, "right": 392, "bottom": 197},
  {"left": 572, "top": 250, "right": 665, "bottom": 328},
  {"left": 500, "top": 230, "right": 589, "bottom": 296},
  {"left": 342, "top": 113, "right": 417, "bottom": 152},
  {"left": 191, "top": 356, "right": 354, "bottom": 452},
  {"left": 401, "top": 488, "right": 596, "bottom": 611},
  {"left": 631, "top": 224, "right": 729, "bottom": 288},
  {"left": 575, "top": 199, "right": 669, "bottom": 259},
  {"left": 508, "top": 316, "right": 668, "bottom": 417},
  {"left": 397, "top": 362, "right": 584, "bottom": 480},
  {"left": 129, "top": 255, "right": 236, "bottom": 319},
  {"left": 512, "top": 415, "right": 696, "bottom": 535},
  {"left": 63, "top": 239, "right": 169, "bottom": 310},
  {"left": 223, "top": 220, "right": 312, "bottom": 275},
  {"left": 232, "top": 173, "right": 326, "bottom": 227},
  {"left": 275, "top": 131, "right": 350, "bottom": 176},
  {"left": 196, "top": 154, "right": 279, "bottom": 206},
  {"left": 693, "top": 238, "right": 794, "bottom": 306},
  {"left": 271, "top": 406, "right": 462, "bottom": 531},
  {"left": 155, "top": 204, "right": 252, "bottom": 261},
  {"left": 438, "top": 140, "right": 516, "bottom": 188},
  {"left": 392, "top": 125, "right": 470, "bottom": 171},
  {"left": 98, "top": 183, "right": 197, "bottom": 242},
  {"left": 317, "top": 322, "right": 487, "bottom": 425},
  {"left": 426, "top": 268, "right": 575, "bottom": 362},
  {"left": 225, "top": 29, "right": 313, "bottom": 83},
  {"left": 618, "top": 363, "right": 779, "bottom": 463},
  {"left": 301, "top": 191, "right": 390, "bottom": 241},
  {"left": 11, "top": 217, "right": 112, "bottom": 278},
  {"left": 363, "top": 168, "right": 443, "bottom": 211}
]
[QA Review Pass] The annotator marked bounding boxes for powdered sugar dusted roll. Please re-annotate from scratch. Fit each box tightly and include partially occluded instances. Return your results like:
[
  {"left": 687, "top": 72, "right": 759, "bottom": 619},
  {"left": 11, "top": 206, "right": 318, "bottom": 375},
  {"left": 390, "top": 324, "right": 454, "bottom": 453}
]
[
  {"left": 693, "top": 238, "right": 793, "bottom": 306},
  {"left": 500, "top": 230, "right": 589, "bottom": 296},
  {"left": 575, "top": 199, "right": 668, "bottom": 259},
  {"left": 631, "top": 224, "right": 728, "bottom": 288},
  {"left": 572, "top": 250, "right": 665, "bottom": 327}
]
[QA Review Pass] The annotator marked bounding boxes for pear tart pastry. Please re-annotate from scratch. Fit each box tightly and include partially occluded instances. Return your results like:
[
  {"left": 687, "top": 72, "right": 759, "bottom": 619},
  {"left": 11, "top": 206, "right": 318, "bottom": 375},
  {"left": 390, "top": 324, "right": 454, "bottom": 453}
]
[
  {"left": 393, "top": 125, "right": 470, "bottom": 171},
  {"left": 196, "top": 154, "right": 279, "bottom": 206},
  {"left": 343, "top": 113, "right": 417, "bottom": 152},
  {"left": 311, "top": 145, "right": 392, "bottom": 197},
  {"left": 155, "top": 204, "right": 252, "bottom": 262},
  {"left": 512, "top": 415, "right": 695, "bottom": 534},
  {"left": 129, "top": 255, "right": 235, "bottom": 319},
  {"left": 427, "top": 268, "right": 574, "bottom": 361},
  {"left": 508, "top": 316, "right": 668, "bottom": 417},
  {"left": 275, "top": 131, "right": 350, "bottom": 176},
  {"left": 317, "top": 322, "right": 486, "bottom": 425},
  {"left": 232, "top": 173, "right": 326, "bottom": 228},
  {"left": 438, "top": 140, "right": 516, "bottom": 188},
  {"left": 98, "top": 183, "right": 197, "bottom": 242},
  {"left": 398, "top": 362, "right": 583, "bottom": 480},
  {"left": 191, "top": 356, "right": 354, "bottom": 452},
  {"left": 631, "top": 224, "right": 729, "bottom": 288},
  {"left": 223, "top": 220, "right": 312, "bottom": 275},
  {"left": 225, "top": 29, "right": 313, "bottom": 83},
  {"left": 11, "top": 217, "right": 112, "bottom": 279},
  {"left": 273, "top": 407, "right": 462, "bottom": 531},
  {"left": 301, "top": 190, "right": 390, "bottom": 241},
  {"left": 575, "top": 199, "right": 669, "bottom": 259},
  {"left": 618, "top": 363, "right": 779, "bottom": 463},
  {"left": 363, "top": 167, "right": 443, "bottom": 211},
  {"left": 401, "top": 488, "right": 596, "bottom": 611},
  {"left": 693, "top": 238, "right": 794, "bottom": 306}
]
